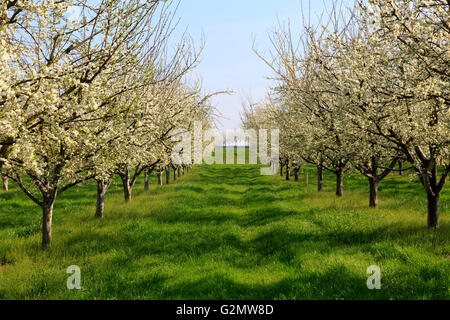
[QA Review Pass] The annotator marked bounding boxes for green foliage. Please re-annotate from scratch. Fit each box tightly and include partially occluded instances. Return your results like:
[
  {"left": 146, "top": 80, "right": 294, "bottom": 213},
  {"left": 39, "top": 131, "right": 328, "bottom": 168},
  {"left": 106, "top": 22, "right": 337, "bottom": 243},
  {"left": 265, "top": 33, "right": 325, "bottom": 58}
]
[{"left": 0, "top": 163, "right": 448, "bottom": 299}]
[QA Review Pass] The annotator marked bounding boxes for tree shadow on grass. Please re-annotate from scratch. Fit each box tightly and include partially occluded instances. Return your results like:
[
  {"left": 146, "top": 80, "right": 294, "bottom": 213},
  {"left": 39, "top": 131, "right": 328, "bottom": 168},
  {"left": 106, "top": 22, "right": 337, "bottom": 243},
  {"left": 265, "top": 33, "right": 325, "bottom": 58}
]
[
  {"left": 151, "top": 208, "right": 241, "bottom": 226},
  {"left": 155, "top": 265, "right": 373, "bottom": 300},
  {"left": 239, "top": 206, "right": 314, "bottom": 227}
]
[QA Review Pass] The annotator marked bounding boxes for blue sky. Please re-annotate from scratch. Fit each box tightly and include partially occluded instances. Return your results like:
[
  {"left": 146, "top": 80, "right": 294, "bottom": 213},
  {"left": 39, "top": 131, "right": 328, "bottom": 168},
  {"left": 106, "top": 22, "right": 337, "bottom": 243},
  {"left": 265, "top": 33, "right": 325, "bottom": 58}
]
[{"left": 173, "top": 0, "right": 347, "bottom": 130}]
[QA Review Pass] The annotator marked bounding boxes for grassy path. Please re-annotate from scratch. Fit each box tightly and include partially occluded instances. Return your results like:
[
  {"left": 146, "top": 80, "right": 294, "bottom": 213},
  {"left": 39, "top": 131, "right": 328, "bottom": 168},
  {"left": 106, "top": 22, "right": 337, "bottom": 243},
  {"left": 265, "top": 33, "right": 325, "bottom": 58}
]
[{"left": 0, "top": 164, "right": 449, "bottom": 299}]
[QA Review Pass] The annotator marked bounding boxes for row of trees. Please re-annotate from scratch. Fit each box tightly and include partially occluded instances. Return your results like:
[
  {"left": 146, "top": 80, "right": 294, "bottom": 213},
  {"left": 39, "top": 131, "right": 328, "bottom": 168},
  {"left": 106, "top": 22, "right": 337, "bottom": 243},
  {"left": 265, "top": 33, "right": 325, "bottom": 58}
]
[
  {"left": 0, "top": 0, "right": 214, "bottom": 249},
  {"left": 244, "top": 0, "right": 449, "bottom": 228}
]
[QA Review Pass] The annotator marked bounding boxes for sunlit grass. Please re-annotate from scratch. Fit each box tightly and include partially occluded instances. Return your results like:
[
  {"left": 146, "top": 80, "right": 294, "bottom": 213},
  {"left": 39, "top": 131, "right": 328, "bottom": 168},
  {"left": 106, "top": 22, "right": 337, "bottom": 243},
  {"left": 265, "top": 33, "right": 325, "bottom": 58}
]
[{"left": 0, "top": 161, "right": 448, "bottom": 300}]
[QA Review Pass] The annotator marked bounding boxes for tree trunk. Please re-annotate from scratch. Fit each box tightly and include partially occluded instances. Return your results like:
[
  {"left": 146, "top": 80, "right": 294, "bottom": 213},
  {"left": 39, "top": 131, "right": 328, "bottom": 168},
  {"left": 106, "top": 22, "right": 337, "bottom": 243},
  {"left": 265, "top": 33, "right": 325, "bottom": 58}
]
[
  {"left": 42, "top": 197, "right": 55, "bottom": 249},
  {"left": 280, "top": 165, "right": 284, "bottom": 177},
  {"left": 178, "top": 167, "right": 181, "bottom": 178},
  {"left": 369, "top": 177, "right": 379, "bottom": 208},
  {"left": 96, "top": 180, "right": 111, "bottom": 219},
  {"left": 427, "top": 192, "right": 440, "bottom": 229},
  {"left": 144, "top": 169, "right": 150, "bottom": 190},
  {"left": 2, "top": 175, "right": 8, "bottom": 191},
  {"left": 166, "top": 167, "right": 170, "bottom": 185},
  {"left": 96, "top": 190, "right": 106, "bottom": 219},
  {"left": 317, "top": 164, "right": 323, "bottom": 192},
  {"left": 173, "top": 167, "right": 177, "bottom": 181},
  {"left": 336, "top": 168, "right": 344, "bottom": 197},
  {"left": 124, "top": 185, "right": 132, "bottom": 202},
  {"left": 158, "top": 171, "right": 163, "bottom": 186},
  {"left": 294, "top": 168, "right": 299, "bottom": 181},
  {"left": 416, "top": 161, "right": 444, "bottom": 229},
  {"left": 305, "top": 169, "right": 309, "bottom": 188},
  {"left": 399, "top": 161, "right": 403, "bottom": 175},
  {"left": 120, "top": 171, "right": 132, "bottom": 202},
  {"left": 285, "top": 163, "right": 290, "bottom": 181},
  {"left": 182, "top": 166, "right": 186, "bottom": 175}
]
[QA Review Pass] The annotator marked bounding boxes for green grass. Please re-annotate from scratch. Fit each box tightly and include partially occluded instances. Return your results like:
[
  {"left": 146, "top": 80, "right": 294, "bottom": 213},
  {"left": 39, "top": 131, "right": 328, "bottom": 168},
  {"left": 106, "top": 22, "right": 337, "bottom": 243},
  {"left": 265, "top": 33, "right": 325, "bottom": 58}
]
[{"left": 0, "top": 162, "right": 449, "bottom": 300}]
